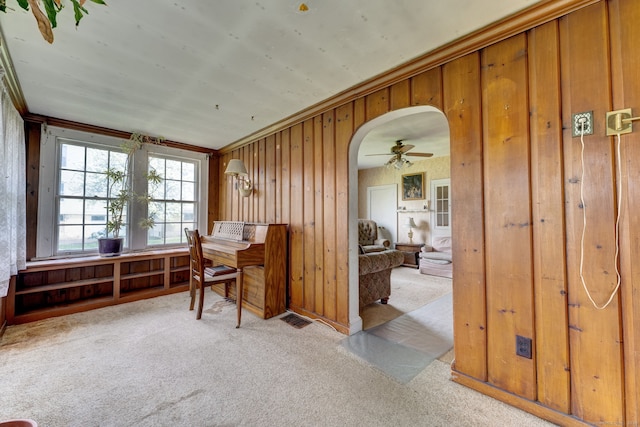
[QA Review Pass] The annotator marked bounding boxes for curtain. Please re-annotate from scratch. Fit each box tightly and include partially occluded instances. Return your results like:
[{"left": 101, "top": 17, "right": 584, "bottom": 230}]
[{"left": 0, "top": 76, "right": 26, "bottom": 297}]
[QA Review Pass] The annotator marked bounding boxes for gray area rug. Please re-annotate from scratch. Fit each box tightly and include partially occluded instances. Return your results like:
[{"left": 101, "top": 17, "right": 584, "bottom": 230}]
[{"left": 342, "top": 293, "right": 453, "bottom": 383}]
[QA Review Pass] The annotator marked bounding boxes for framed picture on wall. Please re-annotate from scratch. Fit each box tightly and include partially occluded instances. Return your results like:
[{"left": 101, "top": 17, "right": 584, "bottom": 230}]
[{"left": 402, "top": 172, "right": 425, "bottom": 200}]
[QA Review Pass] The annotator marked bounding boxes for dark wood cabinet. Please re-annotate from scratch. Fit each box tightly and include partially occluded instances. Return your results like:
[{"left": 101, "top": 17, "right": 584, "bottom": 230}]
[{"left": 394, "top": 243, "right": 423, "bottom": 268}]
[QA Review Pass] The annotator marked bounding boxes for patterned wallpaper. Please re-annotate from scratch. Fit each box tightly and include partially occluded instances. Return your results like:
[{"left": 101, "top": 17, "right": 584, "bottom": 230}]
[{"left": 358, "top": 156, "right": 450, "bottom": 245}]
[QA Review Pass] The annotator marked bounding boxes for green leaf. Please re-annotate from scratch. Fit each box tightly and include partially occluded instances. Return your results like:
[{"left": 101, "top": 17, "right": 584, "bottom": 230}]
[
  {"left": 90, "top": 0, "right": 107, "bottom": 4},
  {"left": 69, "top": 0, "right": 89, "bottom": 26},
  {"left": 41, "top": 0, "right": 58, "bottom": 29},
  {"left": 16, "top": 0, "right": 29, "bottom": 11}
]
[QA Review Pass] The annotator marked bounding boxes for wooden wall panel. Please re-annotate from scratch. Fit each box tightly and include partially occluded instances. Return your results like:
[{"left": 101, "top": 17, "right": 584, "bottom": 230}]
[
  {"left": 527, "top": 21, "right": 571, "bottom": 413},
  {"left": 390, "top": 80, "right": 410, "bottom": 111},
  {"left": 365, "top": 88, "right": 390, "bottom": 121},
  {"left": 560, "top": 3, "right": 624, "bottom": 423},
  {"left": 289, "top": 124, "right": 304, "bottom": 310},
  {"left": 25, "top": 121, "right": 41, "bottom": 260},
  {"left": 322, "top": 111, "right": 337, "bottom": 320},
  {"left": 335, "top": 102, "right": 353, "bottom": 326},
  {"left": 214, "top": 1, "right": 639, "bottom": 423},
  {"left": 610, "top": 0, "right": 640, "bottom": 423},
  {"left": 265, "top": 135, "right": 276, "bottom": 223},
  {"left": 482, "top": 34, "right": 535, "bottom": 400},
  {"left": 411, "top": 67, "right": 444, "bottom": 109},
  {"left": 303, "top": 119, "right": 316, "bottom": 312},
  {"left": 313, "top": 116, "right": 325, "bottom": 315},
  {"left": 444, "top": 53, "right": 487, "bottom": 382}
]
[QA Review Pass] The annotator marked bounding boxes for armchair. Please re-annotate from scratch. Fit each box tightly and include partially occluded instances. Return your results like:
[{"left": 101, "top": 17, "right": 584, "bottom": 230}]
[{"left": 357, "top": 219, "right": 390, "bottom": 253}]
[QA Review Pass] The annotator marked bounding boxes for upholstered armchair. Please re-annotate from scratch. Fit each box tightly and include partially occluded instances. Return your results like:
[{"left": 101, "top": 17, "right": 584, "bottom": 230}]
[
  {"left": 357, "top": 219, "right": 403, "bottom": 309},
  {"left": 357, "top": 219, "right": 390, "bottom": 253}
]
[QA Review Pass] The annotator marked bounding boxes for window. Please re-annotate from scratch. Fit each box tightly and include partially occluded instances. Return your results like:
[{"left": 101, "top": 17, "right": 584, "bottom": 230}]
[
  {"left": 37, "top": 127, "right": 208, "bottom": 259},
  {"left": 146, "top": 155, "right": 198, "bottom": 246},
  {"left": 431, "top": 179, "right": 451, "bottom": 231},
  {"left": 56, "top": 141, "right": 128, "bottom": 253}
]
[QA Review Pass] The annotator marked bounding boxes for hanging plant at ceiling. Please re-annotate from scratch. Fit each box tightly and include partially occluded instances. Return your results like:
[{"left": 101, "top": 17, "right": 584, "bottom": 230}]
[{"left": 0, "top": 0, "right": 106, "bottom": 44}]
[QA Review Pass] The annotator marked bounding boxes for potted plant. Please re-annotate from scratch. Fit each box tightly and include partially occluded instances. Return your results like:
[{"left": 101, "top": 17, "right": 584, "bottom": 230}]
[{"left": 98, "top": 132, "right": 163, "bottom": 256}]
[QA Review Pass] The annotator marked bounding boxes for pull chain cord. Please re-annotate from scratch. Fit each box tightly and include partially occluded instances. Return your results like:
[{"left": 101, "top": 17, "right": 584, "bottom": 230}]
[{"left": 578, "top": 122, "right": 622, "bottom": 310}]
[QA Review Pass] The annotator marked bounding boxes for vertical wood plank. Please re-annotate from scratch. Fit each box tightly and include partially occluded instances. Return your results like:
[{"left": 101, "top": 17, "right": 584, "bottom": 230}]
[
  {"left": 482, "top": 34, "right": 536, "bottom": 400},
  {"left": 258, "top": 138, "right": 266, "bottom": 223},
  {"left": 25, "top": 121, "right": 41, "bottom": 260},
  {"left": 275, "top": 133, "right": 282, "bottom": 224},
  {"left": 322, "top": 110, "right": 337, "bottom": 320},
  {"left": 207, "top": 155, "right": 219, "bottom": 233},
  {"left": 280, "top": 129, "right": 291, "bottom": 306},
  {"left": 289, "top": 123, "right": 304, "bottom": 309},
  {"left": 265, "top": 134, "right": 276, "bottom": 224},
  {"left": 528, "top": 21, "right": 571, "bottom": 413},
  {"left": 303, "top": 119, "right": 316, "bottom": 312},
  {"left": 390, "top": 80, "right": 410, "bottom": 111},
  {"left": 281, "top": 129, "right": 291, "bottom": 226},
  {"left": 444, "top": 52, "right": 487, "bottom": 382},
  {"left": 365, "top": 88, "right": 390, "bottom": 122},
  {"left": 411, "top": 67, "right": 444, "bottom": 110},
  {"left": 313, "top": 115, "right": 325, "bottom": 315},
  {"left": 609, "top": 0, "right": 640, "bottom": 422},
  {"left": 335, "top": 103, "right": 353, "bottom": 326},
  {"left": 560, "top": 3, "right": 624, "bottom": 423}
]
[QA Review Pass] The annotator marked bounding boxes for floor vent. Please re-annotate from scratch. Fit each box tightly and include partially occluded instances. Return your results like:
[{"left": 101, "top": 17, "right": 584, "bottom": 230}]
[{"left": 280, "top": 313, "right": 312, "bottom": 329}]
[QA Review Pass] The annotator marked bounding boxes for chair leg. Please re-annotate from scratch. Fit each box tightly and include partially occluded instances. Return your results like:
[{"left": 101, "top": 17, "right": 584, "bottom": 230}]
[
  {"left": 236, "top": 271, "right": 243, "bottom": 328},
  {"left": 189, "top": 275, "right": 196, "bottom": 311},
  {"left": 197, "top": 281, "right": 205, "bottom": 320}
]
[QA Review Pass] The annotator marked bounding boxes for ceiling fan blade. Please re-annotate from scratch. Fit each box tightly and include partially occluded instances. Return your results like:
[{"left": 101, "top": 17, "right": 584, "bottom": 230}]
[
  {"left": 365, "top": 153, "right": 396, "bottom": 156},
  {"left": 397, "top": 144, "right": 415, "bottom": 154},
  {"left": 405, "top": 152, "right": 433, "bottom": 157}
]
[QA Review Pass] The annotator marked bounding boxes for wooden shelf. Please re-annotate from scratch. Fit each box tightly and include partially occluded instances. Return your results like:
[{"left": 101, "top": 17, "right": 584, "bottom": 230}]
[{"left": 8, "top": 248, "right": 190, "bottom": 324}]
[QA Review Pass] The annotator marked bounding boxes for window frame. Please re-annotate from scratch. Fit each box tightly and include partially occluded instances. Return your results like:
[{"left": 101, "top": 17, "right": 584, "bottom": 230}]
[{"left": 36, "top": 126, "right": 209, "bottom": 259}]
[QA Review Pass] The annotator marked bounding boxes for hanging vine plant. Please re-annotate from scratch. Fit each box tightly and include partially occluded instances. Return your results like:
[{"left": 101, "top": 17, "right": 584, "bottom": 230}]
[{"left": 0, "top": 0, "right": 106, "bottom": 43}]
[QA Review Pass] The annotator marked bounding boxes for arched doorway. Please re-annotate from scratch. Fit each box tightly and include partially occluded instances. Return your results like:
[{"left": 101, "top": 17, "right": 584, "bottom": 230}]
[{"left": 347, "top": 105, "right": 450, "bottom": 333}]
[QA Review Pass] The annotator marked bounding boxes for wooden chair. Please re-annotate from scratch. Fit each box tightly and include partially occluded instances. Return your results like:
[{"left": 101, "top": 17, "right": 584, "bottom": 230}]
[{"left": 184, "top": 228, "right": 243, "bottom": 328}]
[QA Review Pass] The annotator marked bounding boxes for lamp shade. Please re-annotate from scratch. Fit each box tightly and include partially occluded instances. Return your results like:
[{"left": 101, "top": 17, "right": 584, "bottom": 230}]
[
  {"left": 405, "top": 217, "right": 417, "bottom": 228},
  {"left": 224, "top": 159, "right": 248, "bottom": 176}
]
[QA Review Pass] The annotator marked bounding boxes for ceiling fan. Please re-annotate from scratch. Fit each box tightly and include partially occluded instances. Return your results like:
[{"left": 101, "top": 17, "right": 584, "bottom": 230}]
[{"left": 366, "top": 140, "right": 433, "bottom": 169}]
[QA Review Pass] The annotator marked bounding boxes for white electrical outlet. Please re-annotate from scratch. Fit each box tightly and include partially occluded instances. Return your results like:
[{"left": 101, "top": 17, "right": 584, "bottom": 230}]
[{"left": 572, "top": 111, "right": 594, "bottom": 137}]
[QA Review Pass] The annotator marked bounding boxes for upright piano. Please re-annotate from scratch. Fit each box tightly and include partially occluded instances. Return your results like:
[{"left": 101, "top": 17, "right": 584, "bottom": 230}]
[{"left": 201, "top": 221, "right": 288, "bottom": 319}]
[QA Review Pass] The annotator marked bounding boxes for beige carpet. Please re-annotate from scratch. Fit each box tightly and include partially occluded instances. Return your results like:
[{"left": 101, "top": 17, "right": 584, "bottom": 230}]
[
  {"left": 0, "top": 288, "right": 556, "bottom": 426},
  {"left": 361, "top": 267, "right": 453, "bottom": 330}
]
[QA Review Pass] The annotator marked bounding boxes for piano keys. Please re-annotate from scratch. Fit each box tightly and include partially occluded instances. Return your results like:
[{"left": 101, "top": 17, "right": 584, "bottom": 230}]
[{"left": 201, "top": 222, "right": 287, "bottom": 319}]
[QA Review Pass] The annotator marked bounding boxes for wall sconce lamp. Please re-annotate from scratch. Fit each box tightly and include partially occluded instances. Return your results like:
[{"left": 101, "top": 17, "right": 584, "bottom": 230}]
[
  {"left": 405, "top": 217, "right": 417, "bottom": 244},
  {"left": 224, "top": 159, "right": 253, "bottom": 197}
]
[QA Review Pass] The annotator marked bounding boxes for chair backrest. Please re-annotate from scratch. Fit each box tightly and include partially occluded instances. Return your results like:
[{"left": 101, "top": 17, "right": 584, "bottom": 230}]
[{"left": 185, "top": 228, "right": 205, "bottom": 279}]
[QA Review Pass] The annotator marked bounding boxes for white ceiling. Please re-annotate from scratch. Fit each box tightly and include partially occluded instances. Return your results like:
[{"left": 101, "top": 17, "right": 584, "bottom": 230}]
[{"left": 0, "top": 0, "right": 540, "bottom": 166}]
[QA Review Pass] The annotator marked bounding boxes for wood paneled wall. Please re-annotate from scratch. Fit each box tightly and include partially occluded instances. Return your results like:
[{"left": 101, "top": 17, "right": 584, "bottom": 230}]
[{"left": 218, "top": 1, "right": 639, "bottom": 424}]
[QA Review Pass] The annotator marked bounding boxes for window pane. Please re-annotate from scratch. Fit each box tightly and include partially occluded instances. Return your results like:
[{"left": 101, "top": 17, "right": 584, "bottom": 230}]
[
  {"left": 182, "top": 163, "right": 195, "bottom": 181},
  {"left": 164, "top": 223, "right": 182, "bottom": 244},
  {"left": 149, "top": 201, "right": 164, "bottom": 223},
  {"left": 150, "top": 157, "right": 165, "bottom": 175},
  {"left": 86, "top": 147, "right": 108, "bottom": 172},
  {"left": 166, "top": 202, "right": 182, "bottom": 222},
  {"left": 85, "top": 172, "right": 108, "bottom": 197},
  {"left": 59, "top": 198, "right": 84, "bottom": 224},
  {"left": 147, "top": 225, "right": 164, "bottom": 246},
  {"left": 85, "top": 225, "right": 104, "bottom": 249},
  {"left": 110, "top": 151, "right": 128, "bottom": 171},
  {"left": 166, "top": 159, "right": 181, "bottom": 180},
  {"left": 182, "top": 182, "right": 195, "bottom": 201},
  {"left": 166, "top": 180, "right": 181, "bottom": 200},
  {"left": 85, "top": 199, "right": 107, "bottom": 225},
  {"left": 61, "top": 144, "right": 85, "bottom": 170},
  {"left": 60, "top": 170, "right": 85, "bottom": 196},
  {"left": 182, "top": 203, "right": 195, "bottom": 221},
  {"left": 58, "top": 225, "right": 84, "bottom": 252}
]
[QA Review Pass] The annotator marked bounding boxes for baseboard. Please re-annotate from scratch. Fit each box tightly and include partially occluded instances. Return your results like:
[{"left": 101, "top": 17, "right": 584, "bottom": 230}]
[{"left": 450, "top": 368, "right": 593, "bottom": 427}]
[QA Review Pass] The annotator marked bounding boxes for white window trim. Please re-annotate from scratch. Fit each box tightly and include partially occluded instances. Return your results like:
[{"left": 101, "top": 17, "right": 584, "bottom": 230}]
[{"left": 36, "top": 125, "right": 209, "bottom": 259}]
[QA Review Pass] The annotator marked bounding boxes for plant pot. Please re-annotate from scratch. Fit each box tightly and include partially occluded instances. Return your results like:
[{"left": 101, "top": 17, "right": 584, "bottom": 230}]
[{"left": 98, "top": 237, "right": 124, "bottom": 257}]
